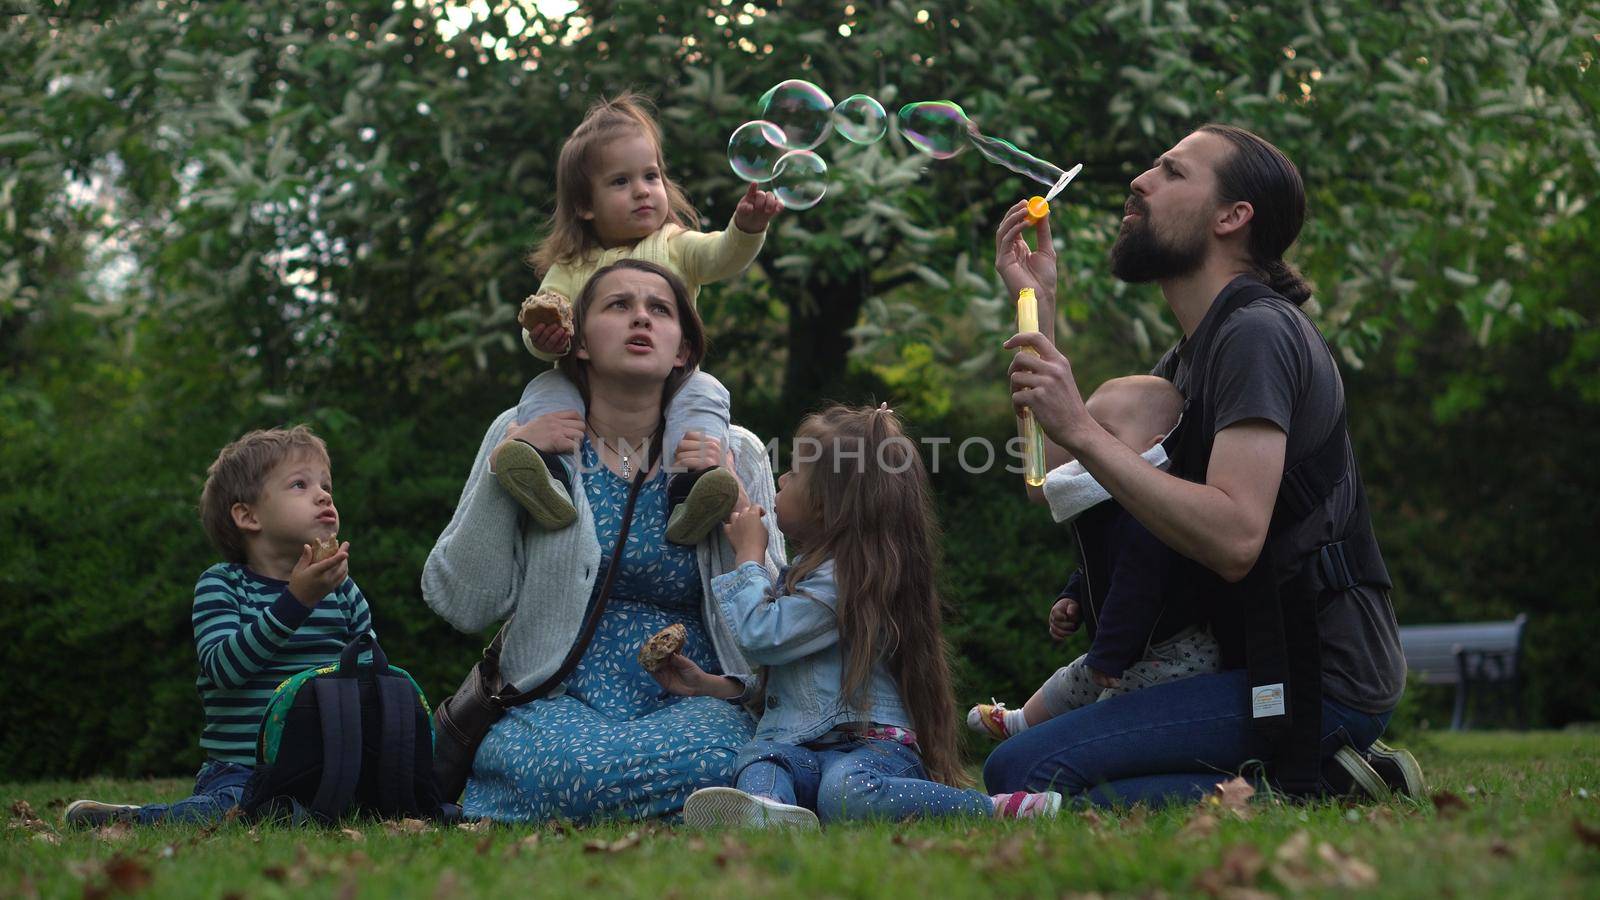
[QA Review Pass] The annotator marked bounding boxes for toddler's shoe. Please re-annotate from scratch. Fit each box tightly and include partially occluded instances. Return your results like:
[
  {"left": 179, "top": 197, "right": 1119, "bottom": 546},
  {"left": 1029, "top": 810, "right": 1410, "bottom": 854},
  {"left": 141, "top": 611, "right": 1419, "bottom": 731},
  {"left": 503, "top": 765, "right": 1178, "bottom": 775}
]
[
  {"left": 493, "top": 440, "right": 576, "bottom": 530},
  {"left": 990, "top": 791, "right": 1063, "bottom": 819},
  {"left": 1365, "top": 739, "right": 1425, "bottom": 798},
  {"left": 63, "top": 799, "right": 140, "bottom": 827},
  {"left": 966, "top": 700, "right": 1013, "bottom": 741},
  {"left": 665, "top": 467, "right": 740, "bottom": 546},
  {"left": 682, "top": 786, "right": 820, "bottom": 831}
]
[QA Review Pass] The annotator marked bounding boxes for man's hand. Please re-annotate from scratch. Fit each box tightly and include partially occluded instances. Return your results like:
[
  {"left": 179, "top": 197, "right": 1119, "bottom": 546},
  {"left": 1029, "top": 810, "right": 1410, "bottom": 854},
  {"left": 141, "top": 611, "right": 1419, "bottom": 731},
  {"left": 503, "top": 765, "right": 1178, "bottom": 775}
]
[
  {"left": 732, "top": 183, "right": 782, "bottom": 233},
  {"left": 288, "top": 541, "right": 350, "bottom": 608},
  {"left": 1048, "top": 595, "right": 1081, "bottom": 640},
  {"left": 1006, "top": 332, "right": 1096, "bottom": 452},
  {"left": 995, "top": 199, "right": 1060, "bottom": 309},
  {"left": 724, "top": 505, "right": 769, "bottom": 563}
]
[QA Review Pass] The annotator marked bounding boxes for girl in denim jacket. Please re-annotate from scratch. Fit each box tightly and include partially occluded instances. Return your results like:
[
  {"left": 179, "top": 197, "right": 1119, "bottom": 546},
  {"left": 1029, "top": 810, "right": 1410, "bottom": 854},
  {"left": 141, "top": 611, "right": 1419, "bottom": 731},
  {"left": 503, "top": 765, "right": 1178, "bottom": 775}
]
[{"left": 651, "top": 404, "right": 1061, "bottom": 828}]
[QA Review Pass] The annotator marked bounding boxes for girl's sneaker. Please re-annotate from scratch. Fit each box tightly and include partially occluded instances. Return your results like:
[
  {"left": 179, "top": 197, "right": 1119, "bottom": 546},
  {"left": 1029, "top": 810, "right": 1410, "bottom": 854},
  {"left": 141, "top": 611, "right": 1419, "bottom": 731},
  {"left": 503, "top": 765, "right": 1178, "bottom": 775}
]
[
  {"left": 63, "top": 799, "right": 140, "bottom": 827},
  {"left": 665, "top": 467, "right": 740, "bottom": 546},
  {"left": 991, "top": 791, "right": 1063, "bottom": 819},
  {"left": 966, "top": 701, "right": 1013, "bottom": 740},
  {"left": 682, "top": 786, "right": 820, "bottom": 831}
]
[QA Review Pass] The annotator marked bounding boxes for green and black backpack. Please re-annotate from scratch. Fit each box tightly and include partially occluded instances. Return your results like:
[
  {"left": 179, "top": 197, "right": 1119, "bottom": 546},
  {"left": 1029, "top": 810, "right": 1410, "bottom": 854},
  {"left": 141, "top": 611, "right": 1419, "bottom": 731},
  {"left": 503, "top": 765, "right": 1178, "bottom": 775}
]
[{"left": 240, "top": 633, "right": 443, "bottom": 824}]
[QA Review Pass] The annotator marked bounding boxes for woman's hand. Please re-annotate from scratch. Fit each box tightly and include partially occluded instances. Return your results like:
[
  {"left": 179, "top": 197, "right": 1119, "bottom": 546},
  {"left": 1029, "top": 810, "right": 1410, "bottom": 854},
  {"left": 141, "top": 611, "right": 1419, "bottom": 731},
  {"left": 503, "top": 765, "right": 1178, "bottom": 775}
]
[
  {"left": 648, "top": 652, "right": 744, "bottom": 699},
  {"left": 732, "top": 183, "right": 782, "bottom": 234},
  {"left": 995, "top": 198, "right": 1059, "bottom": 309},
  {"left": 497, "top": 411, "right": 585, "bottom": 459},
  {"left": 724, "top": 505, "right": 769, "bottom": 564},
  {"left": 1047, "top": 595, "right": 1081, "bottom": 641}
]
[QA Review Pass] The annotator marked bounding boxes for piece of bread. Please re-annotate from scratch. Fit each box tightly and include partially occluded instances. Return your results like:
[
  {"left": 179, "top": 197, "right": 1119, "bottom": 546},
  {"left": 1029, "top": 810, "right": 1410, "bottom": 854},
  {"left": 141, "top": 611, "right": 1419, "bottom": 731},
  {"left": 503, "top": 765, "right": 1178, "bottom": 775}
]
[
  {"left": 637, "top": 623, "right": 687, "bottom": 672},
  {"left": 518, "top": 291, "right": 574, "bottom": 335},
  {"left": 310, "top": 535, "right": 340, "bottom": 563}
]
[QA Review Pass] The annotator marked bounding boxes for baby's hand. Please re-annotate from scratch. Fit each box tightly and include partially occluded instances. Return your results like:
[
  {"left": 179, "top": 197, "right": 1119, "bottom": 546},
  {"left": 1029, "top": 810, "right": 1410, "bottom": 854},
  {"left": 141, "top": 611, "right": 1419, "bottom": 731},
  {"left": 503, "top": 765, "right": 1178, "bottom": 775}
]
[
  {"left": 527, "top": 322, "right": 572, "bottom": 356},
  {"left": 1089, "top": 667, "right": 1120, "bottom": 690},
  {"left": 1048, "top": 595, "right": 1080, "bottom": 640},
  {"left": 724, "top": 505, "right": 768, "bottom": 560},
  {"left": 732, "top": 183, "right": 782, "bottom": 233}
]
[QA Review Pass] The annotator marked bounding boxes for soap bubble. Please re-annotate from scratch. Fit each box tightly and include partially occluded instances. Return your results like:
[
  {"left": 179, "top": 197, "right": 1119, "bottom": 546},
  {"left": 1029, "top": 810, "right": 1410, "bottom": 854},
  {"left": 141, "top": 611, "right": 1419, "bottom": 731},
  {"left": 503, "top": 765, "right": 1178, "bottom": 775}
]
[
  {"left": 727, "top": 120, "right": 786, "bottom": 183},
  {"left": 832, "top": 93, "right": 887, "bottom": 144},
  {"left": 969, "top": 131, "right": 1076, "bottom": 194},
  {"left": 759, "top": 79, "right": 834, "bottom": 151},
  {"left": 770, "top": 150, "right": 828, "bottom": 210},
  {"left": 897, "top": 101, "right": 972, "bottom": 159}
]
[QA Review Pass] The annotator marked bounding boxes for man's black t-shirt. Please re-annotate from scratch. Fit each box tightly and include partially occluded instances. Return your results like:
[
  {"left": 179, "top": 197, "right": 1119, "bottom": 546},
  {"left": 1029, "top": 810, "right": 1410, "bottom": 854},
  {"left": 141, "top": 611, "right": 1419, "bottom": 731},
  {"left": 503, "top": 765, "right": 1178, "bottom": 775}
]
[{"left": 1154, "top": 276, "right": 1406, "bottom": 713}]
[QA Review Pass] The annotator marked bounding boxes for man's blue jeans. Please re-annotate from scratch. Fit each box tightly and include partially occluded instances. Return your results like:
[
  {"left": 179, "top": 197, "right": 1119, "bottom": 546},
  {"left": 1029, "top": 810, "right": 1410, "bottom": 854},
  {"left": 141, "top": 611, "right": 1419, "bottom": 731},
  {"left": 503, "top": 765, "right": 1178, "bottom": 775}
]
[
  {"left": 135, "top": 760, "right": 254, "bottom": 825},
  {"left": 736, "top": 737, "right": 992, "bottom": 823},
  {"left": 982, "top": 670, "right": 1391, "bottom": 807}
]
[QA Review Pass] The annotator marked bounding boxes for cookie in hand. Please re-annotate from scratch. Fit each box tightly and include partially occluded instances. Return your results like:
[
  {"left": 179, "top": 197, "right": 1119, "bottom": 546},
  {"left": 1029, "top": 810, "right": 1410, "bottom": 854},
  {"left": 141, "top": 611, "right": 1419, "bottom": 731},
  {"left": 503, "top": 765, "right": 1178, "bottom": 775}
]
[{"left": 637, "top": 623, "right": 687, "bottom": 672}]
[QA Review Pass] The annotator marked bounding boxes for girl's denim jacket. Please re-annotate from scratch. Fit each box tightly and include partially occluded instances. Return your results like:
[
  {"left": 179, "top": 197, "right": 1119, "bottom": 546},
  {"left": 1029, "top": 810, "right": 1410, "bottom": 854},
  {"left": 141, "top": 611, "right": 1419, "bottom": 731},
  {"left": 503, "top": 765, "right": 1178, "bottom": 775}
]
[{"left": 711, "top": 557, "right": 911, "bottom": 745}]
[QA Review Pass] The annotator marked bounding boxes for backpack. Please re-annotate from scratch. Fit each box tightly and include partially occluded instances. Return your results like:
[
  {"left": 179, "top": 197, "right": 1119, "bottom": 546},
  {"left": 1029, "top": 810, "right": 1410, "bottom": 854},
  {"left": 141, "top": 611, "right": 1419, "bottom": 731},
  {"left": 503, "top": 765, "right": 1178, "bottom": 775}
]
[{"left": 239, "top": 633, "right": 444, "bottom": 824}]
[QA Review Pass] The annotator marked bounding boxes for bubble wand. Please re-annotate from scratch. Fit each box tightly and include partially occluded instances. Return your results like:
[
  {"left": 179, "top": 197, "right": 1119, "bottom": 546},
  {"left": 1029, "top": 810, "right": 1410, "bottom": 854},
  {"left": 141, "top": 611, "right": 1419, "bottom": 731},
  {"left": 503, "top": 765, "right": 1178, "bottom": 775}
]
[{"left": 1016, "top": 287, "right": 1048, "bottom": 486}]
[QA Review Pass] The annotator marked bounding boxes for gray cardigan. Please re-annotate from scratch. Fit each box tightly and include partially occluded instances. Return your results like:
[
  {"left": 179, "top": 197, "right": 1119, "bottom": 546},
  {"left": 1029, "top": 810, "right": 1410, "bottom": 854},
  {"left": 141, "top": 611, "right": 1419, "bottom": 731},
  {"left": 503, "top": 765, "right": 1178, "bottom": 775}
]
[{"left": 422, "top": 408, "right": 786, "bottom": 692}]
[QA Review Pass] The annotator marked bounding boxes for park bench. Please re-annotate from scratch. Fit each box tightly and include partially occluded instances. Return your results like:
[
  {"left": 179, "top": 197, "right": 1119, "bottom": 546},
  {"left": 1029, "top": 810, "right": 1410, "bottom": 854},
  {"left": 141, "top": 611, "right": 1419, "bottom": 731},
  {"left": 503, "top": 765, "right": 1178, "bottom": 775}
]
[{"left": 1397, "top": 613, "right": 1527, "bottom": 730}]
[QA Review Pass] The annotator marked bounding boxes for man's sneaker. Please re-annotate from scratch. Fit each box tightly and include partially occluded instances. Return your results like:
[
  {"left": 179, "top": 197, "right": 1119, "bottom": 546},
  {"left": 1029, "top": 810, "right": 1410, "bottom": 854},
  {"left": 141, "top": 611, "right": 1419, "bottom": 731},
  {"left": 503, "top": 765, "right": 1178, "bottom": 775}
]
[
  {"left": 682, "top": 786, "right": 820, "bottom": 831},
  {"left": 990, "top": 791, "right": 1063, "bottom": 819},
  {"left": 493, "top": 440, "right": 576, "bottom": 531},
  {"left": 966, "top": 701, "right": 1012, "bottom": 741},
  {"left": 63, "top": 800, "right": 140, "bottom": 827},
  {"left": 1365, "top": 739, "right": 1425, "bottom": 798},
  {"left": 1329, "top": 744, "right": 1392, "bottom": 801},
  {"left": 665, "top": 467, "right": 739, "bottom": 546}
]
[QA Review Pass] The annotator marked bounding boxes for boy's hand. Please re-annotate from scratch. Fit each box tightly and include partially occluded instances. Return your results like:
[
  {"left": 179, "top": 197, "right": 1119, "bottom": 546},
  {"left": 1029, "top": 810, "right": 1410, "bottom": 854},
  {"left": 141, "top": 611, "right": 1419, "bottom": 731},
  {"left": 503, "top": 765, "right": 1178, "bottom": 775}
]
[
  {"left": 1048, "top": 595, "right": 1080, "bottom": 640},
  {"left": 724, "top": 505, "right": 768, "bottom": 563},
  {"left": 526, "top": 322, "right": 572, "bottom": 356},
  {"left": 289, "top": 541, "right": 350, "bottom": 608},
  {"left": 499, "top": 411, "right": 585, "bottom": 458},
  {"left": 732, "top": 183, "right": 782, "bottom": 233}
]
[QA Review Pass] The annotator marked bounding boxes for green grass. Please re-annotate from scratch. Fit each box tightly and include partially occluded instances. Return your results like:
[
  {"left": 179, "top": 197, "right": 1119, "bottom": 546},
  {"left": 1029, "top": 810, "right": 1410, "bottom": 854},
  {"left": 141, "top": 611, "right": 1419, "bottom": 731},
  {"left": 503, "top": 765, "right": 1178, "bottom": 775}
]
[{"left": 5, "top": 731, "right": 1599, "bottom": 898}]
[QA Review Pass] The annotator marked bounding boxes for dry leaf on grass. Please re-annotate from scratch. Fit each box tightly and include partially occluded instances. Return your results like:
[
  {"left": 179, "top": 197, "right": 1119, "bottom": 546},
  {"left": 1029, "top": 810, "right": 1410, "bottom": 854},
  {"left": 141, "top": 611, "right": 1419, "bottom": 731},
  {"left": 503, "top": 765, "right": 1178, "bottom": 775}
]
[
  {"left": 382, "top": 818, "right": 430, "bottom": 836},
  {"left": 980, "top": 834, "right": 1028, "bottom": 870},
  {"left": 712, "top": 834, "right": 747, "bottom": 868},
  {"left": 583, "top": 830, "right": 641, "bottom": 854},
  {"left": 1574, "top": 818, "right": 1600, "bottom": 849},
  {"left": 104, "top": 855, "right": 154, "bottom": 893},
  {"left": 1180, "top": 810, "right": 1220, "bottom": 840},
  {"left": 339, "top": 828, "right": 364, "bottom": 843},
  {"left": 1431, "top": 790, "right": 1468, "bottom": 818},
  {"left": 1192, "top": 843, "right": 1266, "bottom": 897},
  {"left": 456, "top": 818, "right": 492, "bottom": 833},
  {"left": 890, "top": 833, "right": 939, "bottom": 852},
  {"left": 1315, "top": 841, "right": 1378, "bottom": 888},
  {"left": 1209, "top": 777, "right": 1256, "bottom": 819},
  {"left": 94, "top": 821, "right": 133, "bottom": 844}
]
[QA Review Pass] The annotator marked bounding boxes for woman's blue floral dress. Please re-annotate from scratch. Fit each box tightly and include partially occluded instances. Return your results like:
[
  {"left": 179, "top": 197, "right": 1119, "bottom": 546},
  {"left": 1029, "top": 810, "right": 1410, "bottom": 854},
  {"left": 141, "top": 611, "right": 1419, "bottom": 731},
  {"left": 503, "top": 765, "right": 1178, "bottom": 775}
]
[{"left": 463, "top": 439, "right": 755, "bottom": 823}]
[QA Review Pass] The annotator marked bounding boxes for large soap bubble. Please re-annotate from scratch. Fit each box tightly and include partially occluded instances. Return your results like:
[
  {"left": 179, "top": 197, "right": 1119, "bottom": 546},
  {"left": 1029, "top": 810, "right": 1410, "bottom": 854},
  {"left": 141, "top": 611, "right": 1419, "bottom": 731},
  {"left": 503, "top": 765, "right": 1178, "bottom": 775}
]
[
  {"left": 969, "top": 132, "right": 1080, "bottom": 198},
  {"left": 759, "top": 79, "right": 834, "bottom": 151},
  {"left": 770, "top": 150, "right": 828, "bottom": 210},
  {"left": 896, "top": 101, "right": 972, "bottom": 159},
  {"left": 832, "top": 93, "right": 887, "bottom": 144},
  {"left": 727, "top": 120, "right": 786, "bottom": 183}
]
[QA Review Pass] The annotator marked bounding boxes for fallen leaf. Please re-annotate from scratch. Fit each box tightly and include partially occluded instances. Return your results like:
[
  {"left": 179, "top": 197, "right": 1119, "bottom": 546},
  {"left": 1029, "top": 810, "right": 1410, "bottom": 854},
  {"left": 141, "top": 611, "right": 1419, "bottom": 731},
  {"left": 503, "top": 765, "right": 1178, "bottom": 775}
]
[
  {"left": 1488, "top": 838, "right": 1514, "bottom": 858},
  {"left": 712, "top": 834, "right": 747, "bottom": 868},
  {"left": 433, "top": 870, "right": 461, "bottom": 899},
  {"left": 31, "top": 832, "right": 60, "bottom": 846},
  {"left": 1316, "top": 841, "right": 1378, "bottom": 888},
  {"left": 981, "top": 835, "right": 1027, "bottom": 870},
  {"left": 1431, "top": 791, "right": 1468, "bottom": 818},
  {"left": 475, "top": 836, "right": 494, "bottom": 856},
  {"left": 11, "top": 800, "right": 40, "bottom": 821},
  {"left": 1574, "top": 818, "right": 1600, "bottom": 849},
  {"left": 94, "top": 821, "right": 133, "bottom": 844},
  {"left": 583, "top": 831, "right": 641, "bottom": 854},
  {"left": 1212, "top": 777, "right": 1256, "bottom": 819},
  {"left": 382, "top": 818, "right": 430, "bottom": 835},
  {"left": 339, "top": 828, "right": 365, "bottom": 843},
  {"left": 1192, "top": 843, "right": 1265, "bottom": 896},
  {"left": 1080, "top": 808, "right": 1106, "bottom": 828},
  {"left": 456, "top": 818, "right": 492, "bottom": 832},
  {"left": 1269, "top": 830, "right": 1315, "bottom": 891},
  {"left": 104, "top": 855, "right": 153, "bottom": 893},
  {"left": 1180, "top": 810, "right": 1220, "bottom": 840},
  {"left": 1121, "top": 806, "right": 1150, "bottom": 830},
  {"left": 1364, "top": 806, "right": 1396, "bottom": 828}
]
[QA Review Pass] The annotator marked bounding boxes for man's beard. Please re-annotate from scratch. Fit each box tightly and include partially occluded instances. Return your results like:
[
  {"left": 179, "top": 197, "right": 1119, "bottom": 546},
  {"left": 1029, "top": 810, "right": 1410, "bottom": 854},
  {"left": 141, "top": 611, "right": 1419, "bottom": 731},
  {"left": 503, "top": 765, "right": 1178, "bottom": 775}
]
[{"left": 1109, "top": 201, "right": 1207, "bottom": 283}]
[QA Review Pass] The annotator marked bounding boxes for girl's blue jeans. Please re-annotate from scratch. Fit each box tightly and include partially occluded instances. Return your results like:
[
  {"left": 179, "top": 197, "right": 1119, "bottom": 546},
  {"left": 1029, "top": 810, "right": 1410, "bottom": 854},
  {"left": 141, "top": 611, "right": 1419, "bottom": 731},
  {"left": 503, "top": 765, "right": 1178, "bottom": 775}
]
[
  {"left": 735, "top": 736, "right": 991, "bottom": 824},
  {"left": 135, "top": 760, "right": 253, "bottom": 825},
  {"left": 982, "top": 670, "right": 1391, "bottom": 808}
]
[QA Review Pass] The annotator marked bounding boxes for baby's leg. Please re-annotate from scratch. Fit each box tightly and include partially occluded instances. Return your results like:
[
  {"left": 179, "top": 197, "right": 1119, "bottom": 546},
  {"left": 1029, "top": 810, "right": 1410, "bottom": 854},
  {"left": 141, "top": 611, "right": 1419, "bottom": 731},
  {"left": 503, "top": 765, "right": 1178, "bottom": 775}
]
[
  {"left": 516, "top": 368, "right": 586, "bottom": 440},
  {"left": 663, "top": 370, "right": 737, "bottom": 545},
  {"left": 1029, "top": 653, "right": 1106, "bottom": 722},
  {"left": 1097, "top": 626, "right": 1221, "bottom": 701},
  {"left": 499, "top": 369, "right": 585, "bottom": 529}
]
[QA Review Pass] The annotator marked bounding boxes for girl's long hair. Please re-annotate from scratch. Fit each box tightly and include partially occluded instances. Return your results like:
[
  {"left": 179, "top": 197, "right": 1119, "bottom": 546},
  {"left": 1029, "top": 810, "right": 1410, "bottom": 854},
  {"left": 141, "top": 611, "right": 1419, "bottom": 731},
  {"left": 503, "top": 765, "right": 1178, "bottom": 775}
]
[
  {"left": 529, "top": 92, "right": 699, "bottom": 274},
  {"left": 782, "top": 405, "right": 969, "bottom": 787}
]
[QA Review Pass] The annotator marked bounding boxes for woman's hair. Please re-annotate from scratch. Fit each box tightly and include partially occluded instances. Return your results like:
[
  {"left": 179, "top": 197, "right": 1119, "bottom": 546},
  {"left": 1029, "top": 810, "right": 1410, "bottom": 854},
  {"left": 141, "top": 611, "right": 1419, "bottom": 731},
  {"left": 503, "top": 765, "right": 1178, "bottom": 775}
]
[
  {"left": 555, "top": 259, "right": 706, "bottom": 426},
  {"left": 781, "top": 405, "right": 969, "bottom": 787},
  {"left": 1197, "top": 123, "right": 1315, "bottom": 306},
  {"left": 529, "top": 92, "right": 699, "bottom": 274},
  {"left": 200, "top": 425, "right": 329, "bottom": 564}
]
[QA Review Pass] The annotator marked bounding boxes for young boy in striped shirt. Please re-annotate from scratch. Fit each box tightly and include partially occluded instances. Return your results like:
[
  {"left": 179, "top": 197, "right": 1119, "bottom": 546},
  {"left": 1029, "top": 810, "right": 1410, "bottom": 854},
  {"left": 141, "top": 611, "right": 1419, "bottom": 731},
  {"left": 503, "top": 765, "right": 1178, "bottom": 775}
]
[{"left": 65, "top": 425, "right": 373, "bottom": 826}]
